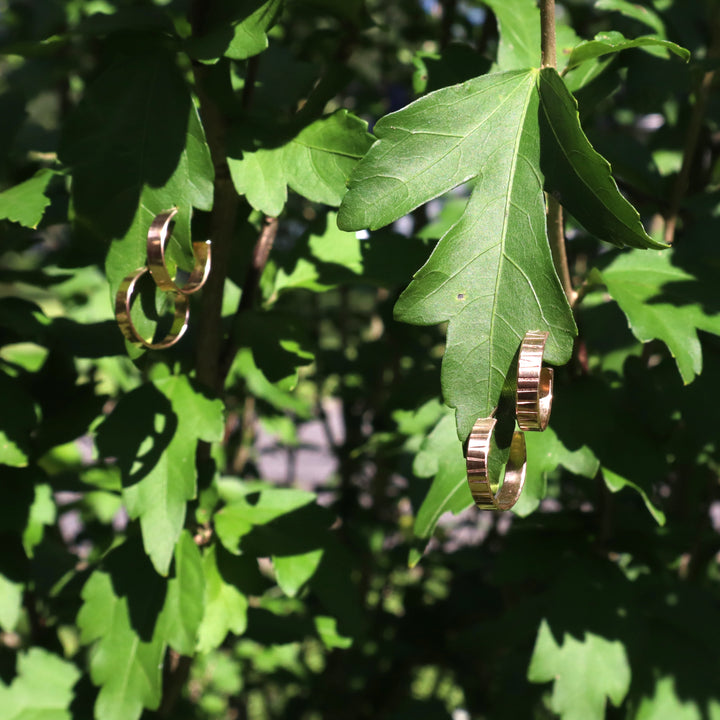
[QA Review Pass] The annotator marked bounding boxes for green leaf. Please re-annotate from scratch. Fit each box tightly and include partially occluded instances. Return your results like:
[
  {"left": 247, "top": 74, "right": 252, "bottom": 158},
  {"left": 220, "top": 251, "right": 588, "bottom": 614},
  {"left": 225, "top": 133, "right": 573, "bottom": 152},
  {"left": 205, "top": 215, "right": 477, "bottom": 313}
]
[
  {"left": 600, "top": 249, "right": 720, "bottom": 383},
  {"left": 0, "top": 574, "right": 23, "bottom": 632},
  {"left": 22, "top": 483, "right": 56, "bottom": 557},
  {"left": 595, "top": 0, "right": 666, "bottom": 37},
  {"left": 413, "top": 413, "right": 471, "bottom": 539},
  {"left": 314, "top": 615, "right": 353, "bottom": 649},
  {"left": 513, "top": 427, "right": 600, "bottom": 517},
  {"left": 528, "top": 619, "right": 631, "bottom": 720},
  {"left": 538, "top": 68, "right": 665, "bottom": 249},
  {"left": 215, "top": 486, "right": 316, "bottom": 554},
  {"left": 96, "top": 377, "right": 224, "bottom": 575},
  {"left": 160, "top": 530, "right": 205, "bottom": 655},
  {"left": 635, "top": 676, "right": 720, "bottom": 720},
  {"left": 0, "top": 169, "right": 53, "bottom": 228},
  {"left": 566, "top": 31, "right": 689, "bottom": 70},
  {"left": 0, "top": 648, "right": 80, "bottom": 720},
  {"left": 602, "top": 467, "right": 665, "bottom": 525},
  {"left": 186, "top": 0, "right": 283, "bottom": 62},
  {"left": 339, "top": 70, "right": 575, "bottom": 437},
  {"left": 273, "top": 548, "right": 324, "bottom": 597},
  {"left": 78, "top": 545, "right": 168, "bottom": 720},
  {"left": 196, "top": 545, "right": 250, "bottom": 653},
  {"left": 228, "top": 110, "right": 374, "bottom": 216}
]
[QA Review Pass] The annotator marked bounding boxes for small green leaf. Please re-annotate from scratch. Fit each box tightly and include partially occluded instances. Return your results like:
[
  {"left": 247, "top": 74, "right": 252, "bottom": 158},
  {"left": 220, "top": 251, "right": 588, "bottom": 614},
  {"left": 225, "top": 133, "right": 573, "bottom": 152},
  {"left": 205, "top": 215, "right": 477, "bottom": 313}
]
[
  {"left": 0, "top": 574, "right": 23, "bottom": 632},
  {"left": 635, "top": 676, "right": 720, "bottom": 720},
  {"left": 413, "top": 414, "right": 471, "bottom": 539},
  {"left": 340, "top": 69, "right": 575, "bottom": 437},
  {"left": 566, "top": 31, "right": 689, "bottom": 70},
  {"left": 96, "top": 377, "right": 224, "bottom": 575},
  {"left": 595, "top": 0, "right": 666, "bottom": 37},
  {"left": 196, "top": 545, "right": 250, "bottom": 653},
  {"left": 602, "top": 467, "right": 665, "bottom": 525},
  {"left": 314, "top": 615, "right": 353, "bottom": 649},
  {"left": 228, "top": 110, "right": 374, "bottom": 216},
  {"left": 0, "top": 169, "right": 53, "bottom": 228},
  {"left": 215, "top": 486, "right": 316, "bottom": 554},
  {"left": 22, "top": 483, "right": 56, "bottom": 557},
  {"left": 0, "top": 648, "right": 80, "bottom": 720},
  {"left": 514, "top": 427, "right": 600, "bottom": 517},
  {"left": 273, "top": 548, "right": 324, "bottom": 597},
  {"left": 538, "top": 68, "right": 665, "bottom": 249},
  {"left": 160, "top": 530, "right": 205, "bottom": 655},
  {"left": 528, "top": 619, "right": 631, "bottom": 720},
  {"left": 186, "top": 0, "right": 283, "bottom": 62},
  {"left": 600, "top": 249, "right": 720, "bottom": 383}
]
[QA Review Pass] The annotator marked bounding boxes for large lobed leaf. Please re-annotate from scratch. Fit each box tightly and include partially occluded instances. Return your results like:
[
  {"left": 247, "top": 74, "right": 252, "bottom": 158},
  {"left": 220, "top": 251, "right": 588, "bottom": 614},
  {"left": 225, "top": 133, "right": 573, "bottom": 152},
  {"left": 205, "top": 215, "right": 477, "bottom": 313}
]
[
  {"left": 339, "top": 69, "right": 575, "bottom": 438},
  {"left": 528, "top": 619, "right": 631, "bottom": 720}
]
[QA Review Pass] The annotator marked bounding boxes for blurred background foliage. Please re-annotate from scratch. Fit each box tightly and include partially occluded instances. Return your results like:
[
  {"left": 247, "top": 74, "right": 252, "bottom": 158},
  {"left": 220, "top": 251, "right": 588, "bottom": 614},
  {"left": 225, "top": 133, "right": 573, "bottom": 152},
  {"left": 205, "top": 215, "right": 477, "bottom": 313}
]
[{"left": 1, "top": 0, "right": 720, "bottom": 719}]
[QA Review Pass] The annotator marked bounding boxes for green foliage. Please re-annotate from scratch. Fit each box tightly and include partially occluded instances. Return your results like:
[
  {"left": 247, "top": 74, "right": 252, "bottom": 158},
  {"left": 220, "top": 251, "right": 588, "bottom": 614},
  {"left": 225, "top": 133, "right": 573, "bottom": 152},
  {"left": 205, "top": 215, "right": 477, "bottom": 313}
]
[{"left": 1, "top": 0, "right": 720, "bottom": 719}]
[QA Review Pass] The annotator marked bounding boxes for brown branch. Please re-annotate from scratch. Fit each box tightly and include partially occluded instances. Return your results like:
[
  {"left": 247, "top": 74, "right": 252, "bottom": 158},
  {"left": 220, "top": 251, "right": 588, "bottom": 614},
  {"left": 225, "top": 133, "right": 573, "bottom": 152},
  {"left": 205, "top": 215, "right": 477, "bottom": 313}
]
[{"left": 540, "top": 0, "right": 556, "bottom": 70}]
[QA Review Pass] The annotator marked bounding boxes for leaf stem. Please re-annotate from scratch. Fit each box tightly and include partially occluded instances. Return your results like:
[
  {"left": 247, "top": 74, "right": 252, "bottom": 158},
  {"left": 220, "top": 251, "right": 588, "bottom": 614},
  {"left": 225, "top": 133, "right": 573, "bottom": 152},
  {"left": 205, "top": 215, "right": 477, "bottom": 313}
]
[{"left": 540, "top": 0, "right": 576, "bottom": 304}]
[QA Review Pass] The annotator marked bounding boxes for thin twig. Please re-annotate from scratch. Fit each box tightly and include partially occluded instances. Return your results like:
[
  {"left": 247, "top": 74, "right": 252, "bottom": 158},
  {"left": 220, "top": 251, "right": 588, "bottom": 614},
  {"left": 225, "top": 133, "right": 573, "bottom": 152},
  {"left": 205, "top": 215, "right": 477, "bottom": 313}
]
[
  {"left": 540, "top": 0, "right": 575, "bottom": 304},
  {"left": 664, "top": 15, "right": 720, "bottom": 244}
]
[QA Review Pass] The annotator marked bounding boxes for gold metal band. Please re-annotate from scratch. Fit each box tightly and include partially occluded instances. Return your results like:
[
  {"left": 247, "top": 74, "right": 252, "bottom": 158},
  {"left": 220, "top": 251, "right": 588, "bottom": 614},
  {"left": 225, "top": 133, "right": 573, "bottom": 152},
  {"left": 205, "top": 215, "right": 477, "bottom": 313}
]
[
  {"left": 466, "top": 417, "right": 527, "bottom": 511},
  {"left": 114, "top": 267, "right": 189, "bottom": 349},
  {"left": 147, "top": 207, "right": 211, "bottom": 295},
  {"left": 516, "top": 330, "right": 553, "bottom": 431}
]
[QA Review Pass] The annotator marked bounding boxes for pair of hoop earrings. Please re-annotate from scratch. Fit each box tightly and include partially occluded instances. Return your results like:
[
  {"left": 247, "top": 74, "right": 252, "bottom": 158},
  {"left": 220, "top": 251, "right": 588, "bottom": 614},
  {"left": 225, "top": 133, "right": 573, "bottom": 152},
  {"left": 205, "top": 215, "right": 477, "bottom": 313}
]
[
  {"left": 466, "top": 331, "right": 554, "bottom": 511},
  {"left": 115, "top": 208, "right": 212, "bottom": 349}
]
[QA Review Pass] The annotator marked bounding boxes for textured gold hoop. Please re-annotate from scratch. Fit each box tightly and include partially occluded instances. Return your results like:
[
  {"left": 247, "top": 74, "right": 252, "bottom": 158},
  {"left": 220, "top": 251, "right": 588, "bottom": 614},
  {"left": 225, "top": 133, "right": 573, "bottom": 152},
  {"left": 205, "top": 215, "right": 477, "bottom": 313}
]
[
  {"left": 466, "top": 417, "right": 527, "bottom": 510},
  {"left": 114, "top": 267, "right": 189, "bottom": 349},
  {"left": 147, "top": 208, "right": 211, "bottom": 295},
  {"left": 516, "top": 330, "right": 554, "bottom": 431}
]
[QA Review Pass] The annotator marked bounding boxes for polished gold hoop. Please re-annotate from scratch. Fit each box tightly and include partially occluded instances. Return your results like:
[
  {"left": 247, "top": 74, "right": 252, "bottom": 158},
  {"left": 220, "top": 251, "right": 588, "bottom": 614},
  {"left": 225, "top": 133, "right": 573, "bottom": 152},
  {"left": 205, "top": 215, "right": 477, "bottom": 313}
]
[
  {"left": 466, "top": 417, "right": 527, "bottom": 510},
  {"left": 147, "top": 207, "right": 211, "bottom": 294},
  {"left": 516, "top": 330, "right": 554, "bottom": 431},
  {"left": 114, "top": 267, "right": 189, "bottom": 349}
]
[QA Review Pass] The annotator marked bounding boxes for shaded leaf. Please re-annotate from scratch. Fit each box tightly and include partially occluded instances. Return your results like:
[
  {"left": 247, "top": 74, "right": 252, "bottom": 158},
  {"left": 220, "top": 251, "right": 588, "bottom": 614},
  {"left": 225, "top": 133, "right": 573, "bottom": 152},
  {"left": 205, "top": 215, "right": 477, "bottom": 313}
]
[
  {"left": 514, "top": 427, "right": 600, "bottom": 517},
  {"left": 273, "top": 548, "right": 324, "bottom": 597},
  {"left": 186, "top": 0, "right": 283, "bottom": 62},
  {"left": 96, "top": 377, "right": 224, "bottom": 575},
  {"left": 528, "top": 619, "right": 631, "bottom": 720},
  {"left": 413, "top": 413, "right": 471, "bottom": 540},
  {"left": 538, "top": 68, "right": 665, "bottom": 249},
  {"left": 0, "top": 169, "right": 53, "bottom": 228},
  {"left": 0, "top": 648, "right": 80, "bottom": 720},
  {"left": 228, "top": 110, "right": 374, "bottom": 216},
  {"left": 196, "top": 545, "right": 250, "bottom": 653},
  {"left": 160, "top": 530, "right": 205, "bottom": 655},
  {"left": 566, "top": 31, "right": 689, "bottom": 70},
  {"left": 600, "top": 249, "right": 720, "bottom": 383},
  {"left": 77, "top": 546, "right": 167, "bottom": 720},
  {"left": 339, "top": 69, "right": 575, "bottom": 438},
  {"left": 602, "top": 467, "right": 665, "bottom": 525}
]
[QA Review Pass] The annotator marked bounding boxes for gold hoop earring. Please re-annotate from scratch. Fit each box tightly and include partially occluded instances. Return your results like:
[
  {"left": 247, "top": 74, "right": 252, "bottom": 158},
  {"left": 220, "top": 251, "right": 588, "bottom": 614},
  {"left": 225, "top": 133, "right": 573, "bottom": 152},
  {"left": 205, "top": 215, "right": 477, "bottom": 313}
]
[
  {"left": 147, "top": 207, "right": 211, "bottom": 295},
  {"left": 466, "top": 417, "right": 527, "bottom": 510},
  {"left": 114, "top": 267, "right": 189, "bottom": 349},
  {"left": 516, "top": 330, "right": 553, "bottom": 431}
]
